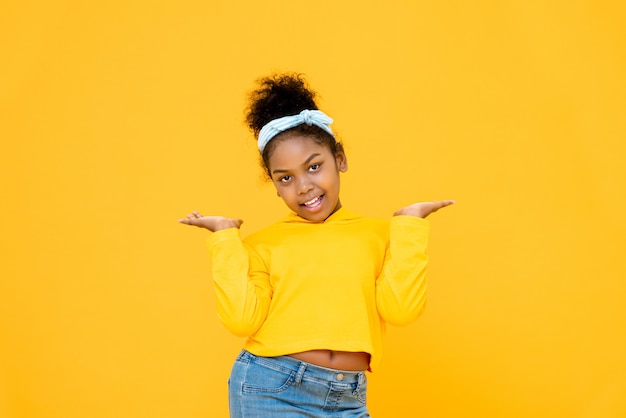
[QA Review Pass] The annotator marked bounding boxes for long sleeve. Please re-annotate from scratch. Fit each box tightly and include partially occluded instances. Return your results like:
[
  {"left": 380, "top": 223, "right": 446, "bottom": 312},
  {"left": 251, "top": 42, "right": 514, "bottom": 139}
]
[
  {"left": 375, "top": 216, "right": 430, "bottom": 325},
  {"left": 207, "top": 228, "right": 273, "bottom": 336}
]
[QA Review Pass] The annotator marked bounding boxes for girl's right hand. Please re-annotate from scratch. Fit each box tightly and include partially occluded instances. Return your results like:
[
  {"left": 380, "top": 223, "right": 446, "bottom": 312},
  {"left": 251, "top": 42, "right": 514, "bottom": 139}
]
[{"left": 178, "top": 211, "right": 243, "bottom": 232}]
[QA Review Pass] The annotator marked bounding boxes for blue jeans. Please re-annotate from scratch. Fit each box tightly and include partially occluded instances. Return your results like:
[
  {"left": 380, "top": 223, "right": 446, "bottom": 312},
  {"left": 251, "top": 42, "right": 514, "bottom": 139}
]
[{"left": 228, "top": 350, "right": 370, "bottom": 417}]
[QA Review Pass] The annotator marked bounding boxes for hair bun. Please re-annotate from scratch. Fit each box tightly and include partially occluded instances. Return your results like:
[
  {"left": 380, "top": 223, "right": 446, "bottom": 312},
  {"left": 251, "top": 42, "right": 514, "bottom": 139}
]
[{"left": 245, "top": 73, "right": 319, "bottom": 137}]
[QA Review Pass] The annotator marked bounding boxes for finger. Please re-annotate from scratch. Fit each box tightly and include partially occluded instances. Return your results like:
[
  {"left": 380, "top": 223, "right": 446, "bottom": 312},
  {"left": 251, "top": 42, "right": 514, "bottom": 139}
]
[
  {"left": 183, "top": 215, "right": 201, "bottom": 224},
  {"left": 192, "top": 211, "right": 203, "bottom": 218},
  {"left": 431, "top": 200, "right": 455, "bottom": 212}
]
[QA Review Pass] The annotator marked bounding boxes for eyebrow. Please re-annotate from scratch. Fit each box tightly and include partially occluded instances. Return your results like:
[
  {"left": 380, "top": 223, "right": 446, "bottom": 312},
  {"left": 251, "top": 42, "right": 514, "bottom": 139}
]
[{"left": 272, "top": 153, "right": 321, "bottom": 175}]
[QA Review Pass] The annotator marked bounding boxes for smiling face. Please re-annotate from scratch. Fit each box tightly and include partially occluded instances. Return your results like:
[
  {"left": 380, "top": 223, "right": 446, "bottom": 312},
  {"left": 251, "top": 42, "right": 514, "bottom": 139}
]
[{"left": 268, "top": 134, "right": 348, "bottom": 222}]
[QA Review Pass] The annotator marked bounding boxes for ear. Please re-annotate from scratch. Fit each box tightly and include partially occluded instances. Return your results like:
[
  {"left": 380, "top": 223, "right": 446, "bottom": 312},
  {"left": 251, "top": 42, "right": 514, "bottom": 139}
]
[{"left": 335, "top": 150, "right": 348, "bottom": 173}]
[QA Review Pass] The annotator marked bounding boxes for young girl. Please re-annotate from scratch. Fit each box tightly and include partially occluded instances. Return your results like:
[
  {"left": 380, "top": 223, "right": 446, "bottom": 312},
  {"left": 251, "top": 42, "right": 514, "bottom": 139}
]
[{"left": 179, "top": 74, "right": 453, "bottom": 417}]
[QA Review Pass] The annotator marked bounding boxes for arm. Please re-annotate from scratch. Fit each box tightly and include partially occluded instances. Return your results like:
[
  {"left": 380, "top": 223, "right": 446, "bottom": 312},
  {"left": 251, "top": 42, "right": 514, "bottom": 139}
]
[
  {"left": 179, "top": 211, "right": 272, "bottom": 336},
  {"left": 375, "top": 200, "right": 454, "bottom": 325},
  {"left": 208, "top": 229, "right": 272, "bottom": 336}
]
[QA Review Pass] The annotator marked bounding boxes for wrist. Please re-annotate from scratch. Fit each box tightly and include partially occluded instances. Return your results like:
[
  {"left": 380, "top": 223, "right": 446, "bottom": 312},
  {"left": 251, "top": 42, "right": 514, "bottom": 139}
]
[
  {"left": 212, "top": 219, "right": 241, "bottom": 231},
  {"left": 393, "top": 209, "right": 426, "bottom": 218}
]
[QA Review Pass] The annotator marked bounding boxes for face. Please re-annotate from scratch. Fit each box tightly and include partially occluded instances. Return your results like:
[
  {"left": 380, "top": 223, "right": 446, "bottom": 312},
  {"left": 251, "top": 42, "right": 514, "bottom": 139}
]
[{"left": 268, "top": 135, "right": 348, "bottom": 222}]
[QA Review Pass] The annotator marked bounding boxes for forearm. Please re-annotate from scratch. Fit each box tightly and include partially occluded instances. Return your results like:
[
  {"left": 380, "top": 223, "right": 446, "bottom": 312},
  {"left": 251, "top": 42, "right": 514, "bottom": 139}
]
[
  {"left": 208, "top": 229, "right": 271, "bottom": 336},
  {"left": 376, "top": 216, "right": 430, "bottom": 325}
]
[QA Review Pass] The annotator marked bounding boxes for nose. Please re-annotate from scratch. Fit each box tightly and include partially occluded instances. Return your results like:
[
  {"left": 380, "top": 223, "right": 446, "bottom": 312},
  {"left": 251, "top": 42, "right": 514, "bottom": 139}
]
[{"left": 297, "top": 176, "right": 313, "bottom": 195}]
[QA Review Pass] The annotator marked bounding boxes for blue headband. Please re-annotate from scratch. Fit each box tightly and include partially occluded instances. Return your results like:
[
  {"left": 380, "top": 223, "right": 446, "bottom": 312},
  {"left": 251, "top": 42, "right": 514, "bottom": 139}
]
[{"left": 257, "top": 109, "right": 335, "bottom": 152}]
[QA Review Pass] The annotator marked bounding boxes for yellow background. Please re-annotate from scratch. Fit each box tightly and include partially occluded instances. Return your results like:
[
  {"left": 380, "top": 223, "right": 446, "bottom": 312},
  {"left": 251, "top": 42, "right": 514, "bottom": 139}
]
[{"left": 1, "top": 1, "right": 625, "bottom": 417}]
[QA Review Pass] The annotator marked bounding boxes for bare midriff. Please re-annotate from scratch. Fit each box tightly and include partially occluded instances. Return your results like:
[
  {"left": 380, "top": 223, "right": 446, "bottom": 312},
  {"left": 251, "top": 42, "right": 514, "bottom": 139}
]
[{"left": 288, "top": 350, "right": 370, "bottom": 371}]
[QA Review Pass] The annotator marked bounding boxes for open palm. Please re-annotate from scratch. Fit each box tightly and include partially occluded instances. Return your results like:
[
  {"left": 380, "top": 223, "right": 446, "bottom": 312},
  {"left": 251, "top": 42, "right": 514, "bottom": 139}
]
[
  {"left": 178, "top": 211, "right": 243, "bottom": 232},
  {"left": 394, "top": 200, "right": 455, "bottom": 218}
]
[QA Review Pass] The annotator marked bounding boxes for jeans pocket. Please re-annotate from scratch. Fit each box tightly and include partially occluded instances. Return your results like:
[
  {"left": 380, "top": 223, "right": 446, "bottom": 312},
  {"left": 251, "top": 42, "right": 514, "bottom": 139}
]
[
  {"left": 241, "top": 359, "right": 296, "bottom": 394},
  {"left": 354, "top": 376, "right": 368, "bottom": 406}
]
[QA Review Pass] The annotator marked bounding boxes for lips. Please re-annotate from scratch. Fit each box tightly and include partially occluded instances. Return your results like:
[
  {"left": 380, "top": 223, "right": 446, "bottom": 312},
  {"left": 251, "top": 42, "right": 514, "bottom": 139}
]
[{"left": 302, "top": 195, "right": 323, "bottom": 209}]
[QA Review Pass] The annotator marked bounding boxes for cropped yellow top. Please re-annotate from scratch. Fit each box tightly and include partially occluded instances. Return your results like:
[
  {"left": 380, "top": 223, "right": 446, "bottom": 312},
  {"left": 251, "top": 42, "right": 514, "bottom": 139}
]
[{"left": 206, "top": 207, "right": 430, "bottom": 371}]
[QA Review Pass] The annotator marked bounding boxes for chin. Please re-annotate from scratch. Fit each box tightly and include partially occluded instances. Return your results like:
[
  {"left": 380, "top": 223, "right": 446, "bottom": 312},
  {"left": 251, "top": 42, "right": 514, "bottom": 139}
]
[{"left": 298, "top": 209, "right": 329, "bottom": 222}]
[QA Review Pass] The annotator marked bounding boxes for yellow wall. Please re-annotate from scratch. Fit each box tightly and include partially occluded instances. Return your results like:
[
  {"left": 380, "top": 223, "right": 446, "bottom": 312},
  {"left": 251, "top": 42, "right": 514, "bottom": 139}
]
[{"left": 1, "top": 1, "right": 625, "bottom": 417}]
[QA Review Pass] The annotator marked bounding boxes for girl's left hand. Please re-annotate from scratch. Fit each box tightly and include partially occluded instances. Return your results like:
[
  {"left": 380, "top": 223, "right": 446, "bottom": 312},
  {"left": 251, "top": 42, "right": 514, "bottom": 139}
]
[
  {"left": 394, "top": 200, "right": 455, "bottom": 218},
  {"left": 178, "top": 211, "right": 243, "bottom": 232}
]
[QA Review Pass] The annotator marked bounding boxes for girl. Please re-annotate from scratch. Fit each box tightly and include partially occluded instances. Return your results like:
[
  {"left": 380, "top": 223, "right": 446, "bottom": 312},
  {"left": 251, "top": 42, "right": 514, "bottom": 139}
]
[{"left": 179, "top": 74, "right": 453, "bottom": 417}]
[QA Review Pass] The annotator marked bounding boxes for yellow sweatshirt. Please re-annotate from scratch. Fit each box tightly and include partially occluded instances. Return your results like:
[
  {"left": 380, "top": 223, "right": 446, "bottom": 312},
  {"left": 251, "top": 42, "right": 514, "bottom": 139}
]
[{"left": 206, "top": 207, "right": 430, "bottom": 371}]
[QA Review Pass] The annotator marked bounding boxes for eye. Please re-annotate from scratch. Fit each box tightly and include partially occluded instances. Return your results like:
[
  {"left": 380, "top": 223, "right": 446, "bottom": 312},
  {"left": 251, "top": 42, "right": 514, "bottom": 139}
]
[
  {"left": 309, "top": 163, "right": 321, "bottom": 171},
  {"left": 279, "top": 175, "right": 292, "bottom": 183}
]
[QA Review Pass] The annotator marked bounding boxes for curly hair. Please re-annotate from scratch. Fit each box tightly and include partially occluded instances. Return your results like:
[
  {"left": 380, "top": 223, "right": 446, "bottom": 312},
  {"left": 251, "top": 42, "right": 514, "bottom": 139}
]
[{"left": 244, "top": 73, "right": 343, "bottom": 176}]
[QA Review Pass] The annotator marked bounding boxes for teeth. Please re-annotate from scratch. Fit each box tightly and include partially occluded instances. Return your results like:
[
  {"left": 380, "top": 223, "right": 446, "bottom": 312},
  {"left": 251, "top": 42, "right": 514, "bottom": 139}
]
[{"left": 304, "top": 196, "right": 320, "bottom": 205}]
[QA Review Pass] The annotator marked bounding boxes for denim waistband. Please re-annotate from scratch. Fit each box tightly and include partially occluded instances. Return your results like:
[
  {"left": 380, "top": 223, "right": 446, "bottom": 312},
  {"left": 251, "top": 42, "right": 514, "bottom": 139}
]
[{"left": 237, "top": 349, "right": 366, "bottom": 386}]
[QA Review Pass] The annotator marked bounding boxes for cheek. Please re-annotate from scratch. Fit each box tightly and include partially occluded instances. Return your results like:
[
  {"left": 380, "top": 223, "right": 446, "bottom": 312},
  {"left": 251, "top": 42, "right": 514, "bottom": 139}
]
[
  {"left": 322, "top": 172, "right": 341, "bottom": 188},
  {"left": 274, "top": 185, "right": 292, "bottom": 200},
  {"left": 272, "top": 180, "right": 285, "bottom": 197}
]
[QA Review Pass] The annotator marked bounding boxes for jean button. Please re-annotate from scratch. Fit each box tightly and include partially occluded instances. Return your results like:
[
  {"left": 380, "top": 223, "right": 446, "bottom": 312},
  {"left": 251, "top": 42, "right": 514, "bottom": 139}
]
[{"left": 336, "top": 373, "right": 345, "bottom": 381}]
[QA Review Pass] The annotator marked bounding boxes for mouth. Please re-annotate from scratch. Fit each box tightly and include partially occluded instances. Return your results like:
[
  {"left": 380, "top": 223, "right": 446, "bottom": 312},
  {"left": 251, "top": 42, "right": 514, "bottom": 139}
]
[{"left": 301, "top": 195, "right": 324, "bottom": 209}]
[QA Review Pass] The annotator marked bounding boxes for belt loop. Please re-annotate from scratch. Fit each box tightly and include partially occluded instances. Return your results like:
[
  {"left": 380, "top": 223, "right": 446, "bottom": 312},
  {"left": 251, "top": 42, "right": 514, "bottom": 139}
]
[{"left": 294, "top": 362, "right": 307, "bottom": 386}]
